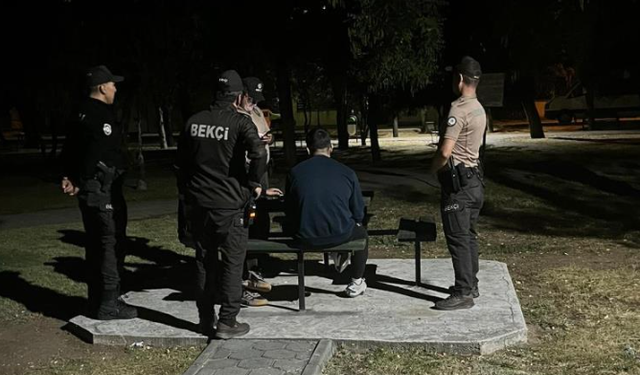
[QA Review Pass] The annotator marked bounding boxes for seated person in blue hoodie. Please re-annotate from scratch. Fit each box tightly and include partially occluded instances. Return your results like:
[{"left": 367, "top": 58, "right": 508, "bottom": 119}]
[{"left": 285, "top": 127, "right": 368, "bottom": 297}]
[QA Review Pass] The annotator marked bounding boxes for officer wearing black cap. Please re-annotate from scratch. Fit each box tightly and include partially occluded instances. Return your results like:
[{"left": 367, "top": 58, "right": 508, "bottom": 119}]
[
  {"left": 234, "top": 77, "right": 283, "bottom": 308},
  {"left": 60, "top": 65, "right": 137, "bottom": 320},
  {"left": 429, "top": 56, "right": 486, "bottom": 310},
  {"left": 238, "top": 77, "right": 271, "bottom": 187},
  {"left": 176, "top": 70, "right": 267, "bottom": 339}
]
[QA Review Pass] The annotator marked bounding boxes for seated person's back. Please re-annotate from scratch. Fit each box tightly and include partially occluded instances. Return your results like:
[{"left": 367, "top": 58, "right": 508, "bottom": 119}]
[
  {"left": 284, "top": 127, "right": 369, "bottom": 298},
  {"left": 285, "top": 128, "right": 365, "bottom": 248}
]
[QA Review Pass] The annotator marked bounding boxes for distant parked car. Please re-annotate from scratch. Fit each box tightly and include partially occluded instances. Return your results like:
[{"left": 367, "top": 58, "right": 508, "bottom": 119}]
[{"left": 545, "top": 82, "right": 640, "bottom": 124}]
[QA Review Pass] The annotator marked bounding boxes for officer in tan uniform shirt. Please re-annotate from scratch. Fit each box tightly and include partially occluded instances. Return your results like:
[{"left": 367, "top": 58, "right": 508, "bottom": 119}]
[{"left": 429, "top": 56, "right": 486, "bottom": 310}]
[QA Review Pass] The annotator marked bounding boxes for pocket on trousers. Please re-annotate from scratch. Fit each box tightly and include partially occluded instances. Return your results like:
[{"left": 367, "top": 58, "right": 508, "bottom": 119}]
[
  {"left": 78, "top": 181, "right": 111, "bottom": 211},
  {"left": 441, "top": 199, "right": 465, "bottom": 234},
  {"left": 84, "top": 193, "right": 111, "bottom": 210}
]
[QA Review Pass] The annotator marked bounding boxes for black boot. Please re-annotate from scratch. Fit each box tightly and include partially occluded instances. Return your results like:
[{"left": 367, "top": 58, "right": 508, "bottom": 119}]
[
  {"left": 435, "top": 293, "right": 474, "bottom": 310},
  {"left": 97, "top": 290, "right": 138, "bottom": 320},
  {"left": 215, "top": 320, "right": 250, "bottom": 340}
]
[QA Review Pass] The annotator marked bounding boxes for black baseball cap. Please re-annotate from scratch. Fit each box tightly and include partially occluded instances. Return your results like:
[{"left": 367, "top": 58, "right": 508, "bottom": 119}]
[
  {"left": 86, "top": 65, "right": 124, "bottom": 87},
  {"left": 242, "top": 77, "right": 265, "bottom": 103},
  {"left": 456, "top": 56, "right": 482, "bottom": 80},
  {"left": 218, "top": 70, "right": 244, "bottom": 93}
]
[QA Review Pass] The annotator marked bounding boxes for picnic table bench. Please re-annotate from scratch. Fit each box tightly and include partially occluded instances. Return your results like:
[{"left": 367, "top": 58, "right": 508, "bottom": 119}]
[
  {"left": 246, "top": 191, "right": 437, "bottom": 311},
  {"left": 246, "top": 236, "right": 367, "bottom": 311}
]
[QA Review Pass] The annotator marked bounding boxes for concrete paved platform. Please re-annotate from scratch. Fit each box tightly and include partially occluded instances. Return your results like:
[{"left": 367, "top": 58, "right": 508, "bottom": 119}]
[{"left": 67, "top": 259, "right": 526, "bottom": 355}]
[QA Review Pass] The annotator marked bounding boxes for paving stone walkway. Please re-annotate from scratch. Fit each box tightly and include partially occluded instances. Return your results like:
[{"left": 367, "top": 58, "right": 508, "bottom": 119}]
[{"left": 182, "top": 339, "right": 333, "bottom": 375}]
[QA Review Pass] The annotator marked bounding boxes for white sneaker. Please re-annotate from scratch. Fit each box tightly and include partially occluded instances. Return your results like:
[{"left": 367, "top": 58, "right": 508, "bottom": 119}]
[{"left": 345, "top": 278, "right": 366, "bottom": 298}]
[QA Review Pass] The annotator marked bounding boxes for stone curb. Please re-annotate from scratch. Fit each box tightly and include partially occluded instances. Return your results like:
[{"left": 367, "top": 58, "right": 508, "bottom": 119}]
[
  {"left": 182, "top": 341, "right": 221, "bottom": 375},
  {"left": 302, "top": 339, "right": 334, "bottom": 375}
]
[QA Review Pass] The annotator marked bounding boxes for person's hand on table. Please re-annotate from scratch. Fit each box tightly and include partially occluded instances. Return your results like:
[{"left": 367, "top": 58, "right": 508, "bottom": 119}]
[{"left": 265, "top": 188, "right": 283, "bottom": 197}]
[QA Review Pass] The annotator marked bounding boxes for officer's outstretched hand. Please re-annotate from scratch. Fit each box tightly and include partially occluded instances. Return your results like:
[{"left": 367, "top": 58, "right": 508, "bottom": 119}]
[
  {"left": 61, "top": 177, "right": 80, "bottom": 196},
  {"left": 253, "top": 187, "right": 263, "bottom": 199}
]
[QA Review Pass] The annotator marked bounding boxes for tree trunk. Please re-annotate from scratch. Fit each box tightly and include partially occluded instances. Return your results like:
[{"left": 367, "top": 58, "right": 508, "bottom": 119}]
[
  {"left": 301, "top": 90, "right": 311, "bottom": 133},
  {"left": 360, "top": 96, "right": 369, "bottom": 146},
  {"left": 392, "top": 114, "right": 399, "bottom": 138},
  {"left": 585, "top": 84, "right": 595, "bottom": 130},
  {"left": 136, "top": 113, "right": 147, "bottom": 191},
  {"left": 0, "top": 108, "right": 7, "bottom": 143},
  {"left": 368, "top": 95, "right": 382, "bottom": 162},
  {"left": 17, "top": 102, "right": 41, "bottom": 149},
  {"left": 276, "top": 59, "right": 298, "bottom": 167},
  {"left": 41, "top": 109, "right": 50, "bottom": 156},
  {"left": 486, "top": 107, "right": 494, "bottom": 133},
  {"left": 419, "top": 108, "right": 427, "bottom": 134},
  {"left": 158, "top": 106, "right": 168, "bottom": 149},
  {"left": 302, "top": 107, "right": 309, "bottom": 134},
  {"left": 49, "top": 112, "right": 59, "bottom": 157},
  {"left": 522, "top": 100, "right": 545, "bottom": 138},
  {"left": 331, "top": 76, "right": 349, "bottom": 149},
  {"left": 163, "top": 104, "right": 174, "bottom": 147},
  {"left": 518, "top": 74, "right": 545, "bottom": 139}
]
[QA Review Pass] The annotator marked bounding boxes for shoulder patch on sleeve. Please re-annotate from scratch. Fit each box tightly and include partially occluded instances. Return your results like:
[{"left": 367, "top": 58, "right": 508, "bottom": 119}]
[{"left": 447, "top": 117, "right": 458, "bottom": 127}]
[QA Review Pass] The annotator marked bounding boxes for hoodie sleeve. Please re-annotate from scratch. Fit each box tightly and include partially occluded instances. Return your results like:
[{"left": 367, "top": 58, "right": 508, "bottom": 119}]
[{"left": 349, "top": 169, "right": 365, "bottom": 223}]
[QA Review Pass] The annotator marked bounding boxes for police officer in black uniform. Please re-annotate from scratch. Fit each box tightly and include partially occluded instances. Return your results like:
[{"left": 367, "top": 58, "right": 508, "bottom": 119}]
[
  {"left": 61, "top": 65, "right": 137, "bottom": 320},
  {"left": 176, "top": 70, "right": 267, "bottom": 339},
  {"left": 429, "top": 56, "right": 486, "bottom": 310}
]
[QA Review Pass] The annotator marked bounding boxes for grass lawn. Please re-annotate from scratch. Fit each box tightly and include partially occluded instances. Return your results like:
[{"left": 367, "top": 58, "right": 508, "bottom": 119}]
[
  {"left": 0, "top": 152, "right": 180, "bottom": 215},
  {"left": 0, "top": 217, "right": 203, "bottom": 375},
  {"left": 324, "top": 136, "right": 640, "bottom": 375},
  {"left": 1, "top": 133, "right": 640, "bottom": 374}
]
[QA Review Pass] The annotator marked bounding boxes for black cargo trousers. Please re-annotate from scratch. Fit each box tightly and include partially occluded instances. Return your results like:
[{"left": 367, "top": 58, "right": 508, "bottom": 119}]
[
  {"left": 191, "top": 206, "right": 248, "bottom": 326},
  {"left": 77, "top": 176, "right": 128, "bottom": 312},
  {"left": 438, "top": 166, "right": 484, "bottom": 295}
]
